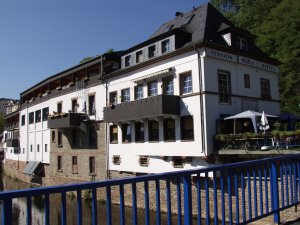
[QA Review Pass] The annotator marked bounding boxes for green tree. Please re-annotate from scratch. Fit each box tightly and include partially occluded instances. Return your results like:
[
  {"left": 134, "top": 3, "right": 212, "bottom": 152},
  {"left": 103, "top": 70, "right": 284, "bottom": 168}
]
[
  {"left": 0, "top": 114, "right": 4, "bottom": 133},
  {"left": 79, "top": 56, "right": 94, "bottom": 64}
]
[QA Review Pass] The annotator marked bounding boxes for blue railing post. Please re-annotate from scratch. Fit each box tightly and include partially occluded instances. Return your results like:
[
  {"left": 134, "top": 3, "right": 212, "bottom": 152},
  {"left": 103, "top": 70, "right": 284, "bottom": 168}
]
[
  {"left": 2, "top": 198, "right": 12, "bottom": 225},
  {"left": 271, "top": 161, "right": 280, "bottom": 224},
  {"left": 183, "top": 175, "right": 192, "bottom": 225}
]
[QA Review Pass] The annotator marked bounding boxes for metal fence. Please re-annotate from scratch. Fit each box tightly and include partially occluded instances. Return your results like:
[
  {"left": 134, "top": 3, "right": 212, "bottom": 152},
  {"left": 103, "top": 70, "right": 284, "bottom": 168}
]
[{"left": 1, "top": 154, "right": 300, "bottom": 225}]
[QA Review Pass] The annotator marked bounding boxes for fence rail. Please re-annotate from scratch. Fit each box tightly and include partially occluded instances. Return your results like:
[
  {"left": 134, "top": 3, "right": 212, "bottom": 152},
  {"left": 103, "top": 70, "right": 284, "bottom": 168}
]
[{"left": 1, "top": 154, "right": 300, "bottom": 225}]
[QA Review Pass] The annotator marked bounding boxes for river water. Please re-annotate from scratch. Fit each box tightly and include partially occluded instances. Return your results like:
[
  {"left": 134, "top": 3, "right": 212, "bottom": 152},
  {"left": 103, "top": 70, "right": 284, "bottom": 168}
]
[{"left": 0, "top": 174, "right": 187, "bottom": 225}]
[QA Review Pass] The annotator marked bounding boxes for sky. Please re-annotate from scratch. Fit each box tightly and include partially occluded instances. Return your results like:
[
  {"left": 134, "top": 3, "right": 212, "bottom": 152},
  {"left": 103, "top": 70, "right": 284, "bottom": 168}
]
[{"left": 0, "top": 0, "right": 208, "bottom": 99}]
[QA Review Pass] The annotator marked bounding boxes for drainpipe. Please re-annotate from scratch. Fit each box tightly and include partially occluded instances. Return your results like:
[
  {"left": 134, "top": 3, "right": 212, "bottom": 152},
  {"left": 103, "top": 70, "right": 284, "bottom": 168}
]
[
  {"left": 194, "top": 45, "right": 206, "bottom": 156},
  {"left": 100, "top": 56, "right": 110, "bottom": 179}
]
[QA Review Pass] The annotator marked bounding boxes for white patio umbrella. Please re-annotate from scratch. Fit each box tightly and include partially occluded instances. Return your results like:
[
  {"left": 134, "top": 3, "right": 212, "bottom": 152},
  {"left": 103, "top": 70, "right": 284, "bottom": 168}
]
[{"left": 259, "top": 111, "right": 270, "bottom": 134}]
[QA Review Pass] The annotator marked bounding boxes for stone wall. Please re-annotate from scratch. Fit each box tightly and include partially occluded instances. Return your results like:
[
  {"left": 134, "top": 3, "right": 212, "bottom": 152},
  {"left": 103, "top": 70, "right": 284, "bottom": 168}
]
[{"left": 49, "top": 121, "right": 107, "bottom": 184}]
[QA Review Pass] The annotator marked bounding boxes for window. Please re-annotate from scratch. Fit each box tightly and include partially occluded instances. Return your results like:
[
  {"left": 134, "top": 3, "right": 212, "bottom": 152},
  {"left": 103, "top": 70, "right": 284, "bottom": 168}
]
[
  {"left": 244, "top": 74, "right": 250, "bottom": 88},
  {"left": 161, "top": 39, "right": 170, "bottom": 54},
  {"left": 163, "top": 118, "right": 175, "bottom": 141},
  {"left": 112, "top": 155, "right": 121, "bottom": 165},
  {"left": 88, "top": 95, "right": 95, "bottom": 115},
  {"left": 110, "top": 124, "right": 118, "bottom": 143},
  {"left": 218, "top": 70, "right": 231, "bottom": 104},
  {"left": 139, "top": 156, "right": 149, "bottom": 167},
  {"left": 45, "top": 144, "right": 48, "bottom": 152},
  {"left": 125, "top": 55, "right": 132, "bottom": 67},
  {"left": 51, "top": 131, "right": 56, "bottom": 142},
  {"left": 37, "top": 144, "right": 40, "bottom": 152},
  {"left": 42, "top": 107, "right": 49, "bottom": 121},
  {"left": 122, "top": 124, "right": 131, "bottom": 143},
  {"left": 72, "top": 129, "right": 80, "bottom": 147},
  {"left": 134, "top": 85, "right": 143, "bottom": 100},
  {"left": 89, "top": 126, "right": 97, "bottom": 147},
  {"left": 121, "top": 88, "right": 130, "bottom": 103},
  {"left": 57, "top": 102, "right": 62, "bottom": 113},
  {"left": 148, "top": 120, "right": 159, "bottom": 142},
  {"left": 72, "top": 99, "right": 78, "bottom": 113},
  {"left": 21, "top": 115, "right": 25, "bottom": 126},
  {"left": 35, "top": 110, "right": 41, "bottom": 123},
  {"left": 260, "top": 78, "right": 271, "bottom": 100},
  {"left": 181, "top": 116, "right": 194, "bottom": 140},
  {"left": 58, "top": 131, "right": 62, "bottom": 147},
  {"left": 89, "top": 157, "right": 95, "bottom": 174},
  {"left": 236, "top": 37, "right": 248, "bottom": 51},
  {"left": 72, "top": 156, "right": 78, "bottom": 173},
  {"left": 109, "top": 92, "right": 117, "bottom": 105},
  {"left": 136, "top": 50, "right": 143, "bottom": 63},
  {"left": 172, "top": 157, "right": 184, "bottom": 168},
  {"left": 23, "top": 148, "right": 25, "bottom": 154},
  {"left": 180, "top": 72, "right": 192, "bottom": 95},
  {"left": 29, "top": 112, "right": 34, "bottom": 124},
  {"left": 30, "top": 144, "right": 33, "bottom": 152},
  {"left": 57, "top": 156, "right": 62, "bottom": 171},
  {"left": 163, "top": 76, "right": 174, "bottom": 95},
  {"left": 135, "top": 122, "right": 144, "bottom": 142},
  {"left": 148, "top": 80, "right": 158, "bottom": 97},
  {"left": 148, "top": 45, "right": 156, "bottom": 58}
]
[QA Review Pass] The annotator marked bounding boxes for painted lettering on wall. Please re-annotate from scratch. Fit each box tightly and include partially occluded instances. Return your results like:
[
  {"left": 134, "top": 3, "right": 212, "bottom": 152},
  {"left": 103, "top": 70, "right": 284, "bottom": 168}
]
[
  {"left": 206, "top": 49, "right": 237, "bottom": 62},
  {"left": 239, "top": 56, "right": 256, "bottom": 67}
]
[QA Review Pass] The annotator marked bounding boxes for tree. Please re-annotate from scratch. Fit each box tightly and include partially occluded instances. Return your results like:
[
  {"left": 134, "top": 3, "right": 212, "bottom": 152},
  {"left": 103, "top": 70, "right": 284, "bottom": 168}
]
[
  {"left": 79, "top": 57, "right": 94, "bottom": 64},
  {"left": 0, "top": 114, "right": 4, "bottom": 133}
]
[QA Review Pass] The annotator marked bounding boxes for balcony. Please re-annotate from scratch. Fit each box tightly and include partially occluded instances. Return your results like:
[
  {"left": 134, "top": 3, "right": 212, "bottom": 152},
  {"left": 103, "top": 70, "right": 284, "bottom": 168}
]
[
  {"left": 103, "top": 94, "right": 180, "bottom": 122},
  {"left": 48, "top": 113, "right": 85, "bottom": 129},
  {"left": 6, "top": 139, "right": 19, "bottom": 148}
]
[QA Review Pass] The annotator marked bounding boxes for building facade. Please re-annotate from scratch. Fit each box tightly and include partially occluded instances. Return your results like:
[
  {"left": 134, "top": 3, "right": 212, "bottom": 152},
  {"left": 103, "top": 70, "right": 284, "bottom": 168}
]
[{"left": 2, "top": 3, "right": 280, "bottom": 183}]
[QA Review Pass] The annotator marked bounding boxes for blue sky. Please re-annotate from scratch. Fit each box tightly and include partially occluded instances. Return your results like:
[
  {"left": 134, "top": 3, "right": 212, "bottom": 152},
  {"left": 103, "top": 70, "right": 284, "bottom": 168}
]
[{"left": 0, "top": 0, "right": 207, "bottom": 99}]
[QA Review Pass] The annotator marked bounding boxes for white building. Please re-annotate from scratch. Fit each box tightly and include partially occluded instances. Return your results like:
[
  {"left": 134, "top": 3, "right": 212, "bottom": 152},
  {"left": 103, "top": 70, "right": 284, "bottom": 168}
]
[
  {"left": 3, "top": 3, "right": 280, "bottom": 181},
  {"left": 102, "top": 3, "right": 280, "bottom": 174}
]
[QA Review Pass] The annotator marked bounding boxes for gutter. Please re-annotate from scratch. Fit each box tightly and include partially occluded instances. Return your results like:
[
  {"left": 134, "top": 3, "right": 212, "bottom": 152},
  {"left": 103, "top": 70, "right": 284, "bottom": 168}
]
[{"left": 194, "top": 45, "right": 206, "bottom": 156}]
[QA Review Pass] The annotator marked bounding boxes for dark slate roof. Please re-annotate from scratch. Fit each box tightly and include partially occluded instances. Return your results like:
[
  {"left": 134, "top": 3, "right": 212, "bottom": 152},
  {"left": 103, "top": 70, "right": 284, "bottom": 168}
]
[{"left": 149, "top": 3, "right": 269, "bottom": 58}]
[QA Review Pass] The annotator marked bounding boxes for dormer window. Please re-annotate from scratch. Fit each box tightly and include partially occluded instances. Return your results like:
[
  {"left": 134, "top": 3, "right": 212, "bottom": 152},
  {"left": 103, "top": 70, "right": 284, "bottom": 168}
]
[
  {"left": 148, "top": 45, "right": 156, "bottom": 58},
  {"left": 161, "top": 39, "right": 170, "bottom": 54},
  {"left": 125, "top": 55, "right": 132, "bottom": 67},
  {"left": 236, "top": 37, "right": 248, "bottom": 51},
  {"left": 136, "top": 50, "right": 143, "bottom": 63}
]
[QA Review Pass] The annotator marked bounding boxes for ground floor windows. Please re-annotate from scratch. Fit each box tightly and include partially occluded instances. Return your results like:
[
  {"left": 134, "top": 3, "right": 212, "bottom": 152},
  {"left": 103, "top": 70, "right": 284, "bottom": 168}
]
[
  {"left": 57, "top": 156, "right": 62, "bottom": 171},
  {"left": 72, "top": 156, "right": 78, "bottom": 173},
  {"left": 135, "top": 122, "right": 145, "bottom": 142},
  {"left": 110, "top": 124, "right": 118, "bottom": 143},
  {"left": 89, "top": 157, "right": 95, "bottom": 174},
  {"left": 148, "top": 120, "right": 159, "bottom": 142},
  {"left": 163, "top": 118, "right": 175, "bottom": 141},
  {"left": 110, "top": 116, "right": 194, "bottom": 143},
  {"left": 122, "top": 123, "right": 131, "bottom": 143},
  {"left": 181, "top": 116, "right": 194, "bottom": 140}
]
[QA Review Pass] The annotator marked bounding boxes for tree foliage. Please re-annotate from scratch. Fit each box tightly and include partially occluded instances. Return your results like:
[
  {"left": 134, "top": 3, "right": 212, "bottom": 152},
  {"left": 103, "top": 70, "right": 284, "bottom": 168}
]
[
  {"left": 211, "top": 0, "right": 300, "bottom": 114},
  {"left": 0, "top": 114, "right": 4, "bottom": 133}
]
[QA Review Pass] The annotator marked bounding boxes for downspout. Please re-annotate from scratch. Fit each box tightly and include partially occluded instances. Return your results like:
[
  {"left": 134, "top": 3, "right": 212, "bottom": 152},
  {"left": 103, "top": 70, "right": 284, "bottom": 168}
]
[
  {"left": 100, "top": 56, "right": 110, "bottom": 179},
  {"left": 194, "top": 45, "right": 206, "bottom": 156}
]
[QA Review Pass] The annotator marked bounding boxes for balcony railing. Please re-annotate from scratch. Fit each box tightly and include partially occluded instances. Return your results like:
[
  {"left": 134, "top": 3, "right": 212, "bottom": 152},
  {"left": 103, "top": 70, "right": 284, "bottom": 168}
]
[
  {"left": 215, "top": 131, "right": 300, "bottom": 151},
  {"left": 48, "top": 113, "right": 86, "bottom": 129},
  {"left": 6, "top": 139, "right": 19, "bottom": 148},
  {"left": 103, "top": 94, "right": 180, "bottom": 122}
]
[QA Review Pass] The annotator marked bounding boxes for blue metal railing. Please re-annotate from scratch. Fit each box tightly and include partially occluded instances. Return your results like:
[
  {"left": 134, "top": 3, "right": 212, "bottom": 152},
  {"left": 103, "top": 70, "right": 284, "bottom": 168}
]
[{"left": 1, "top": 154, "right": 300, "bottom": 225}]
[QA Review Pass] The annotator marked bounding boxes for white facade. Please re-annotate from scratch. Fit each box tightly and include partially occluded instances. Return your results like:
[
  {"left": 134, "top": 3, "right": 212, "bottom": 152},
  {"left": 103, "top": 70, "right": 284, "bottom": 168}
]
[
  {"left": 106, "top": 47, "right": 280, "bottom": 174},
  {"left": 17, "top": 84, "right": 106, "bottom": 164}
]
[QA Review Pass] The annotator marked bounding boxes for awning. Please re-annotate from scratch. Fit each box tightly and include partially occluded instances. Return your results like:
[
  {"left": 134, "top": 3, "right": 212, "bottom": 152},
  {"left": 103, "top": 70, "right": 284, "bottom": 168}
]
[
  {"left": 23, "top": 161, "right": 41, "bottom": 175},
  {"left": 132, "top": 67, "right": 174, "bottom": 84}
]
